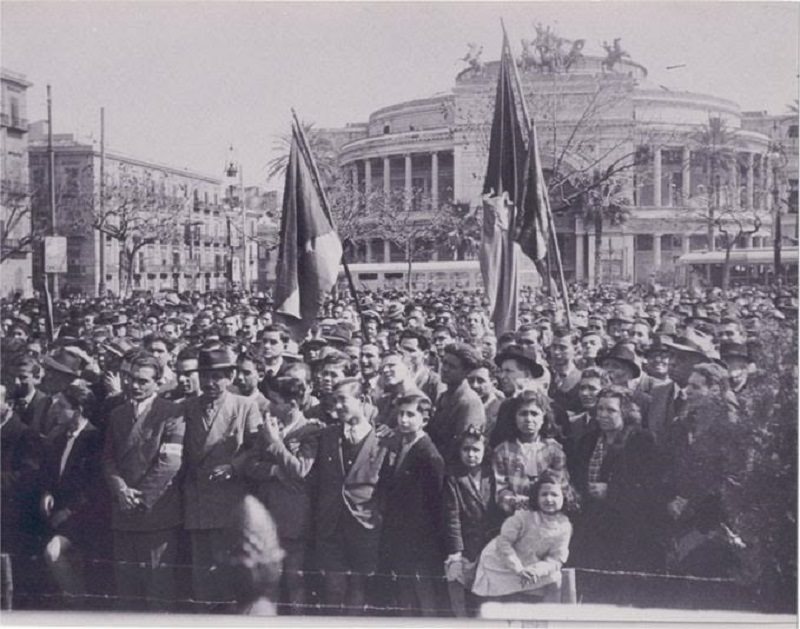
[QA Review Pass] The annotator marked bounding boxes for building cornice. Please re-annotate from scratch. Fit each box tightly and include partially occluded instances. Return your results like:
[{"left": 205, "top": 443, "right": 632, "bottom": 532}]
[
  {"left": 29, "top": 143, "right": 221, "bottom": 184},
  {"left": 339, "top": 128, "right": 455, "bottom": 163}
]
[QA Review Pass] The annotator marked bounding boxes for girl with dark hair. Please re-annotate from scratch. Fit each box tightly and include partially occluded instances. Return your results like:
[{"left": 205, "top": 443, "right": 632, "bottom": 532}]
[
  {"left": 443, "top": 426, "right": 501, "bottom": 616},
  {"left": 491, "top": 390, "right": 567, "bottom": 514},
  {"left": 472, "top": 471, "right": 574, "bottom": 601}
]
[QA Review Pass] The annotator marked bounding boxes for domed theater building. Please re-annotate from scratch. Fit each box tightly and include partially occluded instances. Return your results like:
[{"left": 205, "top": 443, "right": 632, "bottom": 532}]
[{"left": 324, "top": 34, "right": 797, "bottom": 289}]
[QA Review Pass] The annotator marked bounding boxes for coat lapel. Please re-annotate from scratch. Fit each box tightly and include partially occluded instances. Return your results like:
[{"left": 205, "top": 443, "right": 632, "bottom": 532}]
[
  {"left": 344, "top": 428, "right": 377, "bottom": 482},
  {"left": 200, "top": 393, "right": 232, "bottom": 457}
]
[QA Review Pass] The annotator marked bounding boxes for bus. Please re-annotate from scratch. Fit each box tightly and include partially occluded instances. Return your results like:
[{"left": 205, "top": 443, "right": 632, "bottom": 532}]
[{"left": 676, "top": 247, "right": 798, "bottom": 287}]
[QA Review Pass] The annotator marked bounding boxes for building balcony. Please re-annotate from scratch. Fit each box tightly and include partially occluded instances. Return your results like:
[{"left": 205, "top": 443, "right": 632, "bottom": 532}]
[{"left": 0, "top": 113, "right": 28, "bottom": 132}]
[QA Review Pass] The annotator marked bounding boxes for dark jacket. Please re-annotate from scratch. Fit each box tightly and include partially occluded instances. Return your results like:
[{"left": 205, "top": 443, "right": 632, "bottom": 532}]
[
  {"left": 427, "top": 380, "right": 485, "bottom": 467},
  {"left": 311, "top": 424, "right": 390, "bottom": 540},
  {"left": 443, "top": 463, "right": 501, "bottom": 561},
  {"left": 380, "top": 434, "right": 446, "bottom": 573},
  {"left": 570, "top": 424, "right": 666, "bottom": 570},
  {"left": 103, "top": 397, "right": 185, "bottom": 531},
  {"left": 40, "top": 423, "right": 108, "bottom": 548}
]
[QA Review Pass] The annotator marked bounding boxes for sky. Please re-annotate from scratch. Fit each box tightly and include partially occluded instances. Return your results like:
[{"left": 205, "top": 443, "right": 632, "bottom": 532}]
[{"left": 3, "top": 1, "right": 798, "bottom": 187}]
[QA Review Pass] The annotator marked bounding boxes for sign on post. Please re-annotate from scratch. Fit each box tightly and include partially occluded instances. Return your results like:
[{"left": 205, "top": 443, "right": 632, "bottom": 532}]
[{"left": 44, "top": 236, "right": 67, "bottom": 273}]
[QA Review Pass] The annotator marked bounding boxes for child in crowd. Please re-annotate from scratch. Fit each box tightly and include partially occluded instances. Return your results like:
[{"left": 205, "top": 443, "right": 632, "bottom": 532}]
[
  {"left": 379, "top": 392, "right": 446, "bottom": 616},
  {"left": 492, "top": 390, "right": 567, "bottom": 513},
  {"left": 472, "top": 471, "right": 575, "bottom": 602},
  {"left": 443, "top": 425, "right": 500, "bottom": 617}
]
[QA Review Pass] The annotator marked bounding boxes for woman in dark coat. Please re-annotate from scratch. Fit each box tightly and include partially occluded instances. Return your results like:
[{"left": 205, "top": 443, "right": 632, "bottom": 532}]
[{"left": 569, "top": 385, "right": 666, "bottom": 574}]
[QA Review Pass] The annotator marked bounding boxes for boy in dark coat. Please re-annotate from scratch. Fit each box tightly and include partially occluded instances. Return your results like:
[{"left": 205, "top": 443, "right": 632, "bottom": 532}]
[{"left": 379, "top": 392, "right": 446, "bottom": 616}]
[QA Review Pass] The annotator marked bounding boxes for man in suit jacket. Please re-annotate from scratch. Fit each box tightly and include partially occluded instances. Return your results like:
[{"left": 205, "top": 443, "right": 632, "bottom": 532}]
[
  {"left": 183, "top": 348, "right": 262, "bottom": 604},
  {"left": 311, "top": 378, "right": 390, "bottom": 615},
  {"left": 39, "top": 381, "right": 107, "bottom": 602},
  {"left": 10, "top": 356, "right": 52, "bottom": 431},
  {"left": 427, "top": 344, "right": 485, "bottom": 466},
  {"left": 103, "top": 353, "right": 185, "bottom": 610}
]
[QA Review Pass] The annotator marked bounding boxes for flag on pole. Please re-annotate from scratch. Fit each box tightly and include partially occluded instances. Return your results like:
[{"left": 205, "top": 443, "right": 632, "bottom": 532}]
[
  {"left": 480, "top": 32, "right": 525, "bottom": 337},
  {"left": 273, "top": 123, "right": 343, "bottom": 324},
  {"left": 515, "top": 123, "right": 552, "bottom": 263}
]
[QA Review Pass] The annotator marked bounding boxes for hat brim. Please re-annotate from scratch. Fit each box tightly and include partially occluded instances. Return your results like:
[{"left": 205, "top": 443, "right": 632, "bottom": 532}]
[
  {"left": 197, "top": 362, "right": 237, "bottom": 371},
  {"left": 597, "top": 356, "right": 641, "bottom": 379},
  {"left": 494, "top": 351, "right": 544, "bottom": 379},
  {"left": 41, "top": 355, "right": 80, "bottom": 376}
]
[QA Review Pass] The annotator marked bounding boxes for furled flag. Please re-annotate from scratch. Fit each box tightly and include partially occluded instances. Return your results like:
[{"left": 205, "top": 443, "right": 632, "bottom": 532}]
[
  {"left": 515, "top": 123, "right": 552, "bottom": 263},
  {"left": 273, "top": 122, "right": 343, "bottom": 327},
  {"left": 480, "top": 32, "right": 525, "bottom": 337}
]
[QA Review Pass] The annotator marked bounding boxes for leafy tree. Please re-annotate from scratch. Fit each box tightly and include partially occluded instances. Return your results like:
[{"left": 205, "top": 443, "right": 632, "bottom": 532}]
[
  {"left": 69, "top": 166, "right": 187, "bottom": 296},
  {"left": 0, "top": 178, "right": 48, "bottom": 263}
]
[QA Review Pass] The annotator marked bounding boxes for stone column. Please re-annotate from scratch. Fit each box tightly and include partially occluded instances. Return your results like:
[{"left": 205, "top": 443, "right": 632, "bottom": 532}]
[
  {"left": 747, "top": 152, "right": 755, "bottom": 210},
  {"left": 733, "top": 152, "right": 741, "bottom": 208},
  {"left": 364, "top": 159, "right": 372, "bottom": 194},
  {"left": 653, "top": 232, "right": 662, "bottom": 269},
  {"left": 351, "top": 165, "right": 358, "bottom": 188},
  {"left": 404, "top": 153, "right": 412, "bottom": 197},
  {"left": 384, "top": 239, "right": 391, "bottom": 262},
  {"left": 365, "top": 239, "right": 372, "bottom": 263},
  {"left": 653, "top": 146, "right": 662, "bottom": 207},
  {"left": 431, "top": 151, "right": 439, "bottom": 210},
  {"left": 682, "top": 147, "right": 691, "bottom": 204},
  {"left": 587, "top": 227, "right": 596, "bottom": 288},
  {"left": 574, "top": 217, "right": 585, "bottom": 281},
  {"left": 383, "top": 156, "right": 391, "bottom": 194}
]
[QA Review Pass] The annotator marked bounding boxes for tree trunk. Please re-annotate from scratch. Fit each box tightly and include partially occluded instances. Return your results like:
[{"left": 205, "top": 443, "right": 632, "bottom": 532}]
[
  {"left": 406, "top": 242, "right": 413, "bottom": 295},
  {"left": 722, "top": 243, "right": 732, "bottom": 291},
  {"left": 594, "top": 211, "right": 603, "bottom": 287}
]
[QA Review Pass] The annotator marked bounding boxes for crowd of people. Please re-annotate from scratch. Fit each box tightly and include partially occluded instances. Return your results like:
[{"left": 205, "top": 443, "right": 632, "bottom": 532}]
[{"left": 0, "top": 280, "right": 796, "bottom": 616}]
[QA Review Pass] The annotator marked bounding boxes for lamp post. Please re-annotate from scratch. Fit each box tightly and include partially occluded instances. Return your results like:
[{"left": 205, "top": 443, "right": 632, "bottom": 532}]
[
  {"left": 769, "top": 143, "right": 788, "bottom": 283},
  {"left": 225, "top": 148, "right": 246, "bottom": 291}
]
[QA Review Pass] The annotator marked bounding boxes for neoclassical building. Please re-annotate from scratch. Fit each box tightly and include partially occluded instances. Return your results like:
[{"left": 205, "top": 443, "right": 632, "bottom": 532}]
[{"left": 324, "top": 42, "right": 797, "bottom": 287}]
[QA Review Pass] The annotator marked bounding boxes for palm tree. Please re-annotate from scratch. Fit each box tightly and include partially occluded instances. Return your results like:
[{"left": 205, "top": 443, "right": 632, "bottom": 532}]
[
  {"left": 691, "top": 117, "right": 741, "bottom": 253},
  {"left": 265, "top": 121, "right": 340, "bottom": 187},
  {"left": 574, "top": 170, "right": 631, "bottom": 286}
]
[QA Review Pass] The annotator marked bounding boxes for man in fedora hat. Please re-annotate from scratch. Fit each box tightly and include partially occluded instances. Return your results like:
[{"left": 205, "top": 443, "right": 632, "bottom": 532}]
[
  {"left": 488, "top": 344, "right": 547, "bottom": 448},
  {"left": 36, "top": 347, "right": 88, "bottom": 438},
  {"left": 182, "top": 347, "right": 262, "bottom": 604}
]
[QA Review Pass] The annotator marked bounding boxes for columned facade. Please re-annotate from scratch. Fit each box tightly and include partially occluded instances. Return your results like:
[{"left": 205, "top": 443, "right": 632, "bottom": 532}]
[{"left": 322, "top": 52, "right": 780, "bottom": 287}]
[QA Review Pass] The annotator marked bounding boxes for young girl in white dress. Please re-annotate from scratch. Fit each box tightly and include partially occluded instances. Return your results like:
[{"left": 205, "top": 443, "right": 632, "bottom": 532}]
[{"left": 472, "top": 470, "right": 575, "bottom": 601}]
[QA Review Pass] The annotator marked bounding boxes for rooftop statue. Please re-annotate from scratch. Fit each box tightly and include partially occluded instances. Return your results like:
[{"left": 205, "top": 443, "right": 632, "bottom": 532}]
[
  {"left": 601, "top": 38, "right": 630, "bottom": 72},
  {"left": 461, "top": 43, "right": 485, "bottom": 75},
  {"left": 519, "top": 23, "right": 585, "bottom": 74}
]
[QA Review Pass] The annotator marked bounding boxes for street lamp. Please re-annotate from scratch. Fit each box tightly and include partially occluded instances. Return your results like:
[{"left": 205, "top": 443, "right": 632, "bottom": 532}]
[
  {"left": 769, "top": 142, "right": 788, "bottom": 282},
  {"left": 224, "top": 147, "right": 246, "bottom": 291}
]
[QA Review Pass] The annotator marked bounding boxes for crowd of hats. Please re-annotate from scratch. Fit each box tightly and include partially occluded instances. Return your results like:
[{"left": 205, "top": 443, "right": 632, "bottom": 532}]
[{"left": 0, "top": 282, "right": 796, "bottom": 374}]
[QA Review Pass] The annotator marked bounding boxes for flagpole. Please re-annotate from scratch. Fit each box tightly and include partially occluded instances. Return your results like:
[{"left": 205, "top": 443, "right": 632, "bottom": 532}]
[
  {"left": 290, "top": 109, "right": 368, "bottom": 338},
  {"left": 502, "top": 24, "right": 572, "bottom": 326}
]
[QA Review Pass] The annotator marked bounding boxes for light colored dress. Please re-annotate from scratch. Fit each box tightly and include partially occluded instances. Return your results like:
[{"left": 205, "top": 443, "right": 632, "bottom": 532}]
[{"left": 472, "top": 510, "right": 571, "bottom": 597}]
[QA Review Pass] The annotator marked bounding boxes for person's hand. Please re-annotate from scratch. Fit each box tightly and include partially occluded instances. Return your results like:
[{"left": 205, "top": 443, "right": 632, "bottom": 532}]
[
  {"left": 104, "top": 371, "right": 122, "bottom": 396},
  {"left": 517, "top": 567, "right": 538, "bottom": 585},
  {"left": 49, "top": 508, "right": 72, "bottom": 529},
  {"left": 40, "top": 492, "right": 54, "bottom": 517},
  {"left": 209, "top": 464, "right": 233, "bottom": 482},
  {"left": 499, "top": 493, "right": 517, "bottom": 514},
  {"left": 118, "top": 487, "right": 144, "bottom": 511},
  {"left": 262, "top": 415, "right": 282, "bottom": 445},
  {"left": 668, "top": 496, "right": 688, "bottom": 519},
  {"left": 374, "top": 424, "right": 393, "bottom": 439},
  {"left": 588, "top": 482, "right": 608, "bottom": 500}
]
